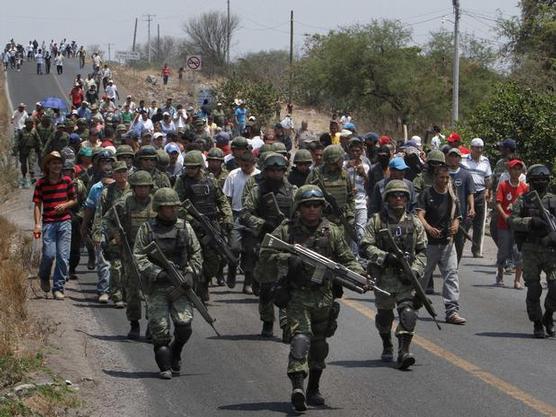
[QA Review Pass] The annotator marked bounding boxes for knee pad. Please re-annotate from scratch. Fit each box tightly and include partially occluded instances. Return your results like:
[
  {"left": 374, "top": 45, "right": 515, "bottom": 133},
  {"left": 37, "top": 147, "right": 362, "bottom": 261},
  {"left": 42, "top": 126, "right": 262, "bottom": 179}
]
[
  {"left": 375, "top": 309, "right": 395, "bottom": 333},
  {"left": 290, "top": 334, "right": 311, "bottom": 360},
  {"left": 174, "top": 324, "right": 192, "bottom": 344},
  {"left": 398, "top": 306, "right": 417, "bottom": 332}
]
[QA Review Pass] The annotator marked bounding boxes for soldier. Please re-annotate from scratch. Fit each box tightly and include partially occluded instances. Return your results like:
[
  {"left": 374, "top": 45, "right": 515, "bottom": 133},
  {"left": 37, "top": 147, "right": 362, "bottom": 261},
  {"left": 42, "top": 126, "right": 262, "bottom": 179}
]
[
  {"left": 134, "top": 188, "right": 203, "bottom": 379},
  {"left": 306, "top": 144, "right": 355, "bottom": 239},
  {"left": 92, "top": 161, "right": 130, "bottom": 307},
  {"left": 224, "top": 136, "right": 250, "bottom": 171},
  {"left": 135, "top": 145, "right": 171, "bottom": 190},
  {"left": 103, "top": 170, "right": 156, "bottom": 338},
  {"left": 43, "top": 121, "right": 69, "bottom": 156},
  {"left": 174, "top": 150, "right": 233, "bottom": 300},
  {"left": 360, "top": 180, "right": 427, "bottom": 369},
  {"left": 413, "top": 149, "right": 446, "bottom": 195},
  {"left": 115, "top": 144, "right": 135, "bottom": 174},
  {"left": 508, "top": 164, "right": 556, "bottom": 338},
  {"left": 288, "top": 149, "right": 312, "bottom": 187},
  {"left": 241, "top": 153, "right": 296, "bottom": 338},
  {"left": 35, "top": 116, "right": 54, "bottom": 160},
  {"left": 14, "top": 118, "right": 41, "bottom": 188},
  {"left": 259, "top": 184, "right": 365, "bottom": 411}
]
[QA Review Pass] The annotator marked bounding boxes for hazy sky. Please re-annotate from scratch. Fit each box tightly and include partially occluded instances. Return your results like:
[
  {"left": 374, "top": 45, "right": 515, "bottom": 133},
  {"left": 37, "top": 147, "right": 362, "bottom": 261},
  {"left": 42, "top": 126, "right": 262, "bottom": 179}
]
[{"left": 2, "top": 0, "right": 520, "bottom": 59}]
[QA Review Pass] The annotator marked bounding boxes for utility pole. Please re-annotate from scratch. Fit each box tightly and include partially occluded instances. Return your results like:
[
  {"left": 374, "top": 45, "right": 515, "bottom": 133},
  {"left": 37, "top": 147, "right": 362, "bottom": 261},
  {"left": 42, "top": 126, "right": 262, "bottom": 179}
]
[
  {"left": 143, "top": 14, "right": 155, "bottom": 63},
  {"left": 451, "top": 0, "right": 460, "bottom": 126},
  {"left": 106, "top": 43, "right": 114, "bottom": 61},
  {"left": 157, "top": 23, "right": 160, "bottom": 62},
  {"left": 132, "top": 18, "right": 138, "bottom": 52},
  {"left": 288, "top": 10, "right": 293, "bottom": 105},
  {"left": 226, "top": 0, "right": 231, "bottom": 67}
]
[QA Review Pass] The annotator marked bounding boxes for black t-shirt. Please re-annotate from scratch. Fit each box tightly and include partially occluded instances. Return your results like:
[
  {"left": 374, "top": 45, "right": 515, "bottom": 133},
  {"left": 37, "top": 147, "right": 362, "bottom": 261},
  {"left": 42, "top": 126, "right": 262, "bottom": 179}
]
[{"left": 417, "top": 185, "right": 459, "bottom": 244}]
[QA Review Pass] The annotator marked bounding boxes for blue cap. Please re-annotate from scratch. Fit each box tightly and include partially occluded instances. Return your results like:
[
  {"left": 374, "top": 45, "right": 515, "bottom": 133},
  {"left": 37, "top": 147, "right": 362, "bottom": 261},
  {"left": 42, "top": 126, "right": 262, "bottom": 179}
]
[
  {"left": 498, "top": 138, "right": 516, "bottom": 151},
  {"left": 344, "top": 122, "right": 356, "bottom": 131},
  {"left": 165, "top": 143, "right": 180, "bottom": 154},
  {"left": 69, "top": 133, "right": 81, "bottom": 143},
  {"left": 363, "top": 132, "right": 379, "bottom": 142},
  {"left": 215, "top": 132, "right": 230, "bottom": 145},
  {"left": 404, "top": 139, "right": 418, "bottom": 148},
  {"left": 389, "top": 156, "right": 409, "bottom": 171}
]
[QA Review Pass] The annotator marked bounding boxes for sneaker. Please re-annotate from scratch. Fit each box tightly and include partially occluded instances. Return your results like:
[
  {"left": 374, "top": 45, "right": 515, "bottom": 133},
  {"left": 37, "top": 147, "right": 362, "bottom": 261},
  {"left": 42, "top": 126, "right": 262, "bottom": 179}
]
[
  {"left": 495, "top": 275, "right": 505, "bottom": 287},
  {"left": 53, "top": 291, "right": 65, "bottom": 300},
  {"left": 446, "top": 312, "right": 467, "bottom": 325},
  {"left": 98, "top": 293, "right": 109, "bottom": 303},
  {"left": 40, "top": 277, "right": 51, "bottom": 293},
  {"left": 472, "top": 252, "right": 483, "bottom": 258},
  {"left": 114, "top": 300, "right": 126, "bottom": 309},
  {"left": 159, "top": 370, "right": 172, "bottom": 380}
]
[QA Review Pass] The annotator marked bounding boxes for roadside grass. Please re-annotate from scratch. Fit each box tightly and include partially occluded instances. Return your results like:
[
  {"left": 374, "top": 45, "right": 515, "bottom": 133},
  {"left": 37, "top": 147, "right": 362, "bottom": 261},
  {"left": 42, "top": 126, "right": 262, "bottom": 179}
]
[{"left": 0, "top": 70, "right": 17, "bottom": 194}]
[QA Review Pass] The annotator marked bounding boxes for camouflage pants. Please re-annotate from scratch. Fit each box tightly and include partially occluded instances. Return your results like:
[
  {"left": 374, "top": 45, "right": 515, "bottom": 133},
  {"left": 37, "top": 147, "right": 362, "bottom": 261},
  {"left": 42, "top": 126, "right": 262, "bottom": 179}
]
[
  {"left": 258, "top": 282, "right": 287, "bottom": 327},
  {"left": 109, "top": 258, "right": 124, "bottom": 302},
  {"left": 522, "top": 245, "right": 556, "bottom": 321},
  {"left": 145, "top": 285, "right": 193, "bottom": 346},
  {"left": 123, "top": 261, "right": 142, "bottom": 322},
  {"left": 286, "top": 287, "right": 333, "bottom": 375},
  {"left": 375, "top": 288, "right": 416, "bottom": 336},
  {"left": 18, "top": 151, "right": 37, "bottom": 177}
]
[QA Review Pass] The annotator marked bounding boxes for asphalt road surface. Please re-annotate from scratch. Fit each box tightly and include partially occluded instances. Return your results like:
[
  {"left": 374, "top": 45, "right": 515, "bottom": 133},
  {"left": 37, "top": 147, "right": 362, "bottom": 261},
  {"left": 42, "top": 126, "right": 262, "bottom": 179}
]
[{"left": 6, "top": 59, "right": 556, "bottom": 417}]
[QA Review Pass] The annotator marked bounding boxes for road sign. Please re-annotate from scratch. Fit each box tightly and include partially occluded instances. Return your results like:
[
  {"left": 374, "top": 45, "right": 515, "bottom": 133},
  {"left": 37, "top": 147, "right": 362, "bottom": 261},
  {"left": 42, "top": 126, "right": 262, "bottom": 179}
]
[
  {"left": 186, "top": 55, "right": 202, "bottom": 71},
  {"left": 115, "top": 50, "right": 141, "bottom": 61}
]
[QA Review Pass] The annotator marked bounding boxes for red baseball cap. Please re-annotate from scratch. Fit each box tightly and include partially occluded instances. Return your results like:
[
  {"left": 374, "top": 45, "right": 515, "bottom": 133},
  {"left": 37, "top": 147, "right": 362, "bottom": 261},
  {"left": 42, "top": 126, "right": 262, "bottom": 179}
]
[
  {"left": 447, "top": 132, "right": 461, "bottom": 143},
  {"left": 378, "top": 135, "right": 391, "bottom": 145},
  {"left": 508, "top": 159, "right": 524, "bottom": 169}
]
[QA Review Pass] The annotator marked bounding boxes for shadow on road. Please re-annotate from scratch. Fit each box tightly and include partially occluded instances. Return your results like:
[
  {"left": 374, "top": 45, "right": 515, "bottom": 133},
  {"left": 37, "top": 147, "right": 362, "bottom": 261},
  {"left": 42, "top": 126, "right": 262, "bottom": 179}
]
[
  {"left": 65, "top": 287, "right": 97, "bottom": 294},
  {"left": 75, "top": 329, "right": 132, "bottom": 343},
  {"left": 103, "top": 369, "right": 206, "bottom": 379},
  {"left": 207, "top": 334, "right": 283, "bottom": 343},
  {"left": 219, "top": 401, "right": 302, "bottom": 415},
  {"left": 328, "top": 359, "right": 393, "bottom": 369},
  {"left": 71, "top": 302, "right": 114, "bottom": 309},
  {"left": 214, "top": 298, "right": 259, "bottom": 305},
  {"left": 475, "top": 331, "right": 537, "bottom": 339}
]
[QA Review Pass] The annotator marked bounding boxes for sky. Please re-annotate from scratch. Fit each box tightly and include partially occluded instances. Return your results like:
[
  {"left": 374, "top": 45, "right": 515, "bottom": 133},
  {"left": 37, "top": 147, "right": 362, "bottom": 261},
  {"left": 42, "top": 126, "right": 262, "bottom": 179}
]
[{"left": 1, "top": 0, "right": 520, "bottom": 59}]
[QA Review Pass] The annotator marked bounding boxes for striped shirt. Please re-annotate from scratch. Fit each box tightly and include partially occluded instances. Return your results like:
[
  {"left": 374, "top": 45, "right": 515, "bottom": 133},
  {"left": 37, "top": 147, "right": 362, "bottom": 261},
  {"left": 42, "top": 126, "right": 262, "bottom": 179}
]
[
  {"left": 461, "top": 154, "right": 492, "bottom": 192},
  {"left": 33, "top": 176, "right": 76, "bottom": 223}
]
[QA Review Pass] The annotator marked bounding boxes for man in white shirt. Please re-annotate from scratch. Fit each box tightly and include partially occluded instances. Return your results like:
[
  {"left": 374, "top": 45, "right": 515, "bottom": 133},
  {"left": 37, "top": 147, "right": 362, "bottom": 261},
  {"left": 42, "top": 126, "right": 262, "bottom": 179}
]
[
  {"left": 461, "top": 138, "right": 492, "bottom": 257},
  {"left": 11, "top": 103, "right": 29, "bottom": 133},
  {"left": 105, "top": 80, "right": 119, "bottom": 103},
  {"left": 222, "top": 152, "right": 260, "bottom": 291},
  {"left": 430, "top": 125, "right": 444, "bottom": 150}
]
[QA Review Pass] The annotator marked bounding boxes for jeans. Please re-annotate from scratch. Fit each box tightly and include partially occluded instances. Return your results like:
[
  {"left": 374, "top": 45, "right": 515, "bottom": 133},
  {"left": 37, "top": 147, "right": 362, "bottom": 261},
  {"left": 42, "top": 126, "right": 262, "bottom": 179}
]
[
  {"left": 38, "top": 220, "right": 71, "bottom": 293},
  {"left": 95, "top": 247, "right": 110, "bottom": 295},
  {"left": 351, "top": 207, "right": 368, "bottom": 255},
  {"left": 423, "top": 242, "right": 461, "bottom": 317},
  {"left": 466, "top": 191, "right": 486, "bottom": 255}
]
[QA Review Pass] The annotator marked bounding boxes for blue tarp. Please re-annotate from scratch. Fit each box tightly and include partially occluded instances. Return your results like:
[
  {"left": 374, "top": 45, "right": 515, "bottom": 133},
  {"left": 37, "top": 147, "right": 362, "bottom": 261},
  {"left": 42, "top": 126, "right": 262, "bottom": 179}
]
[{"left": 41, "top": 96, "right": 68, "bottom": 111}]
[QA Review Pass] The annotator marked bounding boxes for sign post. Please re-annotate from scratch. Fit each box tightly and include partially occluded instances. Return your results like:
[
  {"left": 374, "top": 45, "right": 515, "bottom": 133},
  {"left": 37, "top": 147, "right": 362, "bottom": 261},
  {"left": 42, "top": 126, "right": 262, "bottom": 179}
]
[{"left": 185, "top": 55, "right": 202, "bottom": 71}]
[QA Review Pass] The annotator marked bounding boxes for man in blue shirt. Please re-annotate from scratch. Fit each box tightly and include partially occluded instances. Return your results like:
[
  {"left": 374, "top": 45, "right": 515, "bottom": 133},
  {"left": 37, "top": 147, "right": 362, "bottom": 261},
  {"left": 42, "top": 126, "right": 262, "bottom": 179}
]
[{"left": 234, "top": 101, "right": 247, "bottom": 135}]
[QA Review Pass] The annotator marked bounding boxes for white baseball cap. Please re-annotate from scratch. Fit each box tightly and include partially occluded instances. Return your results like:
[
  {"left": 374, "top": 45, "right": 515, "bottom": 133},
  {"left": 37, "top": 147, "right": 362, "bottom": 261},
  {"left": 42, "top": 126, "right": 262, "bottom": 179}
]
[{"left": 470, "top": 138, "right": 484, "bottom": 147}]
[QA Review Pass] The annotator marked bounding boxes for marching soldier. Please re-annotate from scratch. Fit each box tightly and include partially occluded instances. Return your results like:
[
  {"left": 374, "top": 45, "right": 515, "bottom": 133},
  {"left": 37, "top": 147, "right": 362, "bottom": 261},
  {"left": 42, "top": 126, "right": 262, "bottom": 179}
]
[
  {"left": 509, "top": 164, "right": 556, "bottom": 338},
  {"left": 360, "top": 180, "right": 427, "bottom": 369},
  {"left": 134, "top": 188, "right": 203, "bottom": 379},
  {"left": 240, "top": 153, "right": 296, "bottom": 338},
  {"left": 135, "top": 145, "right": 171, "bottom": 190},
  {"left": 259, "top": 184, "right": 365, "bottom": 411}
]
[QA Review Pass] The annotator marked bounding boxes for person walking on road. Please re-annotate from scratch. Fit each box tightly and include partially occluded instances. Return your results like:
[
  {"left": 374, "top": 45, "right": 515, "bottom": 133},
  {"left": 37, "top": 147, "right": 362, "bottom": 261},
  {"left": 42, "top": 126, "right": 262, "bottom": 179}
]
[
  {"left": 161, "top": 63, "right": 171, "bottom": 86},
  {"left": 54, "top": 52, "right": 63, "bottom": 75},
  {"left": 34, "top": 49, "right": 44, "bottom": 74}
]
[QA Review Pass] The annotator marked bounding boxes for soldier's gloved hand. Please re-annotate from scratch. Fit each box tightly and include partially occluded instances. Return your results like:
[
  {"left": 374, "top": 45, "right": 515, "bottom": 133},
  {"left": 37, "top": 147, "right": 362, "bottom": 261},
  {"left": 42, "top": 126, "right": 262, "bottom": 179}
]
[
  {"left": 287, "top": 254, "right": 304, "bottom": 272},
  {"left": 183, "top": 269, "right": 194, "bottom": 287},
  {"left": 530, "top": 217, "right": 549, "bottom": 232},
  {"left": 156, "top": 270, "right": 169, "bottom": 282},
  {"left": 383, "top": 253, "right": 400, "bottom": 267}
]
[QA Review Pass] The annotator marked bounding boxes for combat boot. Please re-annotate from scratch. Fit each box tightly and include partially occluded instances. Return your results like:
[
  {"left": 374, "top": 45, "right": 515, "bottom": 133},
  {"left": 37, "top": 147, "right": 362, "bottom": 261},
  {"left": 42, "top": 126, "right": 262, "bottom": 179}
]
[
  {"left": 227, "top": 265, "right": 237, "bottom": 289},
  {"left": 542, "top": 311, "right": 555, "bottom": 337},
  {"left": 169, "top": 341, "right": 183, "bottom": 375},
  {"left": 289, "top": 372, "right": 307, "bottom": 412},
  {"left": 243, "top": 271, "right": 254, "bottom": 295},
  {"left": 534, "top": 320, "right": 546, "bottom": 338},
  {"left": 154, "top": 345, "right": 172, "bottom": 380},
  {"left": 145, "top": 324, "right": 152, "bottom": 343},
  {"left": 379, "top": 333, "right": 394, "bottom": 362},
  {"left": 396, "top": 334, "right": 415, "bottom": 370},
  {"left": 261, "top": 321, "right": 274, "bottom": 338},
  {"left": 127, "top": 320, "right": 140, "bottom": 340},
  {"left": 306, "top": 369, "right": 325, "bottom": 406}
]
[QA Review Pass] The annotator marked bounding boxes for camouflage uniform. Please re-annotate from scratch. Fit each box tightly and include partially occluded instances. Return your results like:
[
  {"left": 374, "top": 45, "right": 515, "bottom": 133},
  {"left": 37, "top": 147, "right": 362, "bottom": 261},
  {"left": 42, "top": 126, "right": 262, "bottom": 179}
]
[
  {"left": 174, "top": 151, "right": 233, "bottom": 301},
  {"left": 136, "top": 145, "right": 171, "bottom": 190},
  {"left": 14, "top": 120, "right": 41, "bottom": 186},
  {"left": 240, "top": 153, "right": 296, "bottom": 336},
  {"left": 360, "top": 180, "right": 427, "bottom": 367},
  {"left": 43, "top": 127, "right": 69, "bottom": 156},
  {"left": 508, "top": 164, "right": 556, "bottom": 338},
  {"left": 133, "top": 188, "right": 203, "bottom": 379},
  {"left": 67, "top": 163, "right": 88, "bottom": 279},
  {"left": 259, "top": 184, "right": 364, "bottom": 411},
  {"left": 103, "top": 171, "right": 156, "bottom": 335},
  {"left": 413, "top": 150, "right": 446, "bottom": 195}
]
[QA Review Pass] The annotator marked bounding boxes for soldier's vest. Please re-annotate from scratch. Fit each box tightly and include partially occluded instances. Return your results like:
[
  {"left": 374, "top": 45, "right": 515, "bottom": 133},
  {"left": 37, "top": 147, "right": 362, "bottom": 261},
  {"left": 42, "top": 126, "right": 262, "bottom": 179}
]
[
  {"left": 180, "top": 174, "right": 218, "bottom": 219},
  {"left": 518, "top": 191, "right": 556, "bottom": 244},
  {"left": 122, "top": 195, "right": 156, "bottom": 245},
  {"left": 147, "top": 218, "right": 189, "bottom": 269},
  {"left": 374, "top": 212, "right": 416, "bottom": 258},
  {"left": 103, "top": 182, "right": 129, "bottom": 216},
  {"left": 18, "top": 129, "right": 39, "bottom": 151},
  {"left": 49, "top": 132, "right": 69, "bottom": 152},
  {"left": 319, "top": 168, "right": 349, "bottom": 209},
  {"left": 36, "top": 125, "right": 53, "bottom": 146},
  {"left": 258, "top": 179, "right": 295, "bottom": 227}
]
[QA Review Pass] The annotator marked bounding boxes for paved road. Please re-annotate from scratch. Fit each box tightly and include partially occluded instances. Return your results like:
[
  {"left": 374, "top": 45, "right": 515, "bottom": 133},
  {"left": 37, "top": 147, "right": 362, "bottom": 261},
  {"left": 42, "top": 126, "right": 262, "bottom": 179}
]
[{"left": 5, "top": 60, "right": 556, "bottom": 417}]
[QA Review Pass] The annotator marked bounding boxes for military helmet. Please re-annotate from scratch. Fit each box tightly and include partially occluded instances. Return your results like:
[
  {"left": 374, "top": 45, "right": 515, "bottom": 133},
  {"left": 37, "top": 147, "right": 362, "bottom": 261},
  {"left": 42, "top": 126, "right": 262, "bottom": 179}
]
[
  {"left": 294, "top": 184, "right": 325, "bottom": 212},
  {"left": 258, "top": 143, "right": 274, "bottom": 156},
  {"left": 136, "top": 145, "right": 158, "bottom": 159},
  {"left": 323, "top": 144, "right": 345, "bottom": 164},
  {"left": 272, "top": 142, "right": 288, "bottom": 155},
  {"left": 206, "top": 147, "right": 225, "bottom": 161},
  {"left": 24, "top": 118, "right": 33, "bottom": 125},
  {"left": 96, "top": 149, "right": 115, "bottom": 161},
  {"left": 112, "top": 160, "right": 128, "bottom": 172},
  {"left": 129, "top": 170, "right": 153, "bottom": 187},
  {"left": 263, "top": 152, "right": 287, "bottom": 170},
  {"left": 293, "top": 149, "right": 312, "bottom": 164},
  {"left": 183, "top": 150, "right": 204, "bottom": 167},
  {"left": 427, "top": 149, "right": 446, "bottom": 164},
  {"left": 231, "top": 136, "right": 249, "bottom": 149},
  {"left": 383, "top": 179, "right": 410, "bottom": 201},
  {"left": 527, "top": 164, "right": 551, "bottom": 180},
  {"left": 116, "top": 144, "right": 135, "bottom": 157},
  {"left": 152, "top": 187, "right": 180, "bottom": 211},
  {"left": 157, "top": 149, "right": 170, "bottom": 168}
]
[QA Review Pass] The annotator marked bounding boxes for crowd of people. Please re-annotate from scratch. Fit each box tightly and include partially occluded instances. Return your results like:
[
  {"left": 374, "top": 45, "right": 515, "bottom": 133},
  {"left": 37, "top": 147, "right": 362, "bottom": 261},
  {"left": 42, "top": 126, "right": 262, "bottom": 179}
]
[
  {"left": 15, "top": 60, "right": 556, "bottom": 412},
  {"left": 2, "top": 38, "right": 79, "bottom": 73}
]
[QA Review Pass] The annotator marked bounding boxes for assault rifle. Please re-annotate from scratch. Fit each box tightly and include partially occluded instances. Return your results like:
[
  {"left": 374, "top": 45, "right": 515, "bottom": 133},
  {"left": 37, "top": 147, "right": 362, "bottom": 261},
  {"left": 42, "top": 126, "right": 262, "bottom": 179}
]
[
  {"left": 182, "top": 199, "right": 238, "bottom": 265},
  {"left": 314, "top": 178, "right": 357, "bottom": 243},
  {"left": 380, "top": 227, "right": 441, "bottom": 330},
  {"left": 144, "top": 240, "right": 220, "bottom": 337},
  {"left": 262, "top": 233, "right": 390, "bottom": 296},
  {"left": 113, "top": 208, "right": 143, "bottom": 292}
]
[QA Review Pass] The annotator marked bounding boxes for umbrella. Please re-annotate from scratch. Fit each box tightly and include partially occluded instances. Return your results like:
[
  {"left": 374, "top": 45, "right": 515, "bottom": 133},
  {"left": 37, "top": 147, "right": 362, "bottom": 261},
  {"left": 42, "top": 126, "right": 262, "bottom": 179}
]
[{"left": 40, "top": 96, "right": 68, "bottom": 111}]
